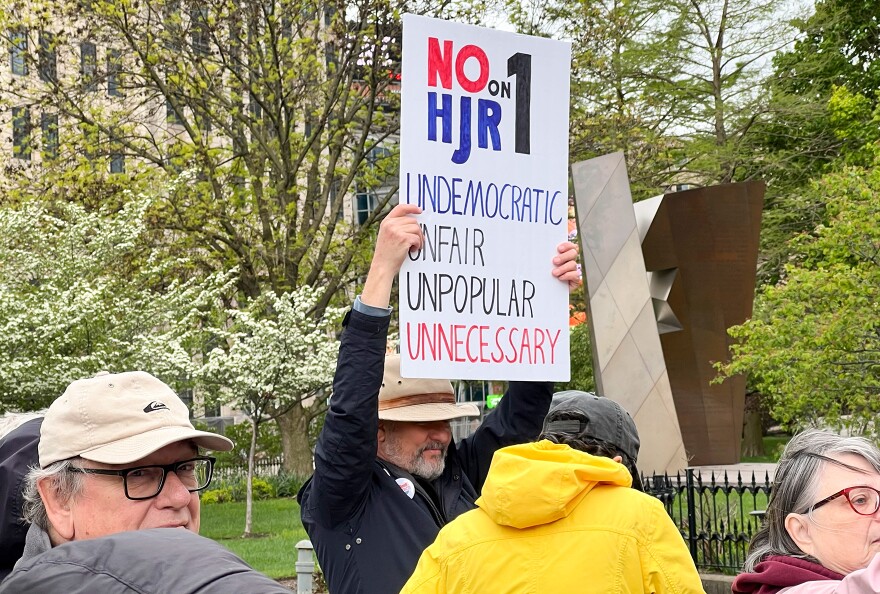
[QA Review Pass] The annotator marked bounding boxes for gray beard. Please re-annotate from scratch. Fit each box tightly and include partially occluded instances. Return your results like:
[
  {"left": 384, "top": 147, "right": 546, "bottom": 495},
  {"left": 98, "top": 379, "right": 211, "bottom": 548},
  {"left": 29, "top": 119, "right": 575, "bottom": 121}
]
[{"left": 384, "top": 438, "right": 448, "bottom": 481}]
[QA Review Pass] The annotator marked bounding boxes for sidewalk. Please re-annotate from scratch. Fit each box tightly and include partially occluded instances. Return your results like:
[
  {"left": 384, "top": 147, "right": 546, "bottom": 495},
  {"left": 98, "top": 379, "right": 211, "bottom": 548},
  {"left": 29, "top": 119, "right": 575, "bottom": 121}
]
[{"left": 689, "top": 462, "right": 776, "bottom": 481}]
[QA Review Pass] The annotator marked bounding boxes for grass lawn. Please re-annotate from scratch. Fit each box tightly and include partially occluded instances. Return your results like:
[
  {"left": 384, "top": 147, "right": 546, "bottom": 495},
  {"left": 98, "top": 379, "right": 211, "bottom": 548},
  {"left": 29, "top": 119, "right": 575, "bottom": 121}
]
[
  {"left": 741, "top": 435, "right": 790, "bottom": 463},
  {"left": 199, "top": 497, "right": 308, "bottom": 579}
]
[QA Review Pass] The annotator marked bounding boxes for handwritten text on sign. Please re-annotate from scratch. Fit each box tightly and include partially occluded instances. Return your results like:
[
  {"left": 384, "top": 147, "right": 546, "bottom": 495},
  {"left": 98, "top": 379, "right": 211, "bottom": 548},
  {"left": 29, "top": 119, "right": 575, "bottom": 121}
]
[{"left": 399, "top": 15, "right": 571, "bottom": 381}]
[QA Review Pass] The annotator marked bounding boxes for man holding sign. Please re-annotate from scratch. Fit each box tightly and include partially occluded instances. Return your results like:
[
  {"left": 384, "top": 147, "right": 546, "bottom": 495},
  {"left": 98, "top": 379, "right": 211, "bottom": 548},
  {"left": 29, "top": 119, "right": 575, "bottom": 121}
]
[{"left": 297, "top": 204, "right": 579, "bottom": 594}]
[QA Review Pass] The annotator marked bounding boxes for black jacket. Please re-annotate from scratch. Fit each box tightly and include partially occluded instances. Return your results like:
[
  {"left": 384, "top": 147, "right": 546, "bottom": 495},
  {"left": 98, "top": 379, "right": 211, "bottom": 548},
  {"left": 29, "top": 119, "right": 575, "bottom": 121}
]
[
  {"left": 297, "top": 310, "right": 552, "bottom": 594},
  {"left": 0, "top": 417, "right": 42, "bottom": 581},
  {"left": 0, "top": 528, "right": 292, "bottom": 593}
]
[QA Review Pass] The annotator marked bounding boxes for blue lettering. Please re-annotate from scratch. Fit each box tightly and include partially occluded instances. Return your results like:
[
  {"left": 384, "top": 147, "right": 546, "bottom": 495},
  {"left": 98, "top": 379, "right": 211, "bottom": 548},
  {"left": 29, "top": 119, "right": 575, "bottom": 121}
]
[
  {"left": 451, "top": 96, "right": 472, "bottom": 164},
  {"left": 477, "top": 99, "right": 502, "bottom": 151},
  {"left": 428, "top": 93, "right": 452, "bottom": 143}
]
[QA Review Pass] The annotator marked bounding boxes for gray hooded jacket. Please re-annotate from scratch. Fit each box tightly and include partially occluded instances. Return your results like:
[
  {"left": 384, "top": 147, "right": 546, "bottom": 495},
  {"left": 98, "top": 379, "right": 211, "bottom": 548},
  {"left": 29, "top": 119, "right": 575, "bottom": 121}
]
[{"left": 0, "top": 528, "right": 292, "bottom": 593}]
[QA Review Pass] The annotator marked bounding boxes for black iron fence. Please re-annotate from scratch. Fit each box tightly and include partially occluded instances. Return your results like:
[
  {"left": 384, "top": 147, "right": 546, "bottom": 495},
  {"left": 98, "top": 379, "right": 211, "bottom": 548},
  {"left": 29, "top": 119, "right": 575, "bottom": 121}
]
[{"left": 643, "top": 469, "right": 773, "bottom": 573}]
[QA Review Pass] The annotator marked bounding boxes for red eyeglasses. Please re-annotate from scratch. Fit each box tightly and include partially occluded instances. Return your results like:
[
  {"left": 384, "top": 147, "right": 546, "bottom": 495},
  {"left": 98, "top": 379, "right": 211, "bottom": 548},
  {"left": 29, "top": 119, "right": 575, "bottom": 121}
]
[{"left": 805, "top": 485, "right": 880, "bottom": 516}]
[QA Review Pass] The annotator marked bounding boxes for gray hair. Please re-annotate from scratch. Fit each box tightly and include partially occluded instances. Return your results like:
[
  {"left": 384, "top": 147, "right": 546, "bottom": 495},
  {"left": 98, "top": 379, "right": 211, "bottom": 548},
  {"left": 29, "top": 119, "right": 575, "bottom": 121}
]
[
  {"left": 743, "top": 429, "right": 880, "bottom": 572},
  {"left": 22, "top": 459, "right": 85, "bottom": 531},
  {"left": 0, "top": 411, "right": 45, "bottom": 440}
]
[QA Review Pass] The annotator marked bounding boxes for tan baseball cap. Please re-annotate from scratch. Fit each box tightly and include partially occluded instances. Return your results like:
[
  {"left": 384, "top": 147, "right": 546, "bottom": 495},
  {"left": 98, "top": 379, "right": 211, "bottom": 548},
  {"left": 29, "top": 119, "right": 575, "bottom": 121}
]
[
  {"left": 39, "top": 371, "right": 234, "bottom": 468},
  {"left": 378, "top": 355, "right": 480, "bottom": 422}
]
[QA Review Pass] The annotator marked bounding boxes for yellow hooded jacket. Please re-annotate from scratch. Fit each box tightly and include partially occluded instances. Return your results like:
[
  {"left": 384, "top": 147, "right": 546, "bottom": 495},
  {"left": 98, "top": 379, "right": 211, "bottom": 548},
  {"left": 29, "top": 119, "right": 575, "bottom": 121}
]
[{"left": 401, "top": 440, "right": 705, "bottom": 594}]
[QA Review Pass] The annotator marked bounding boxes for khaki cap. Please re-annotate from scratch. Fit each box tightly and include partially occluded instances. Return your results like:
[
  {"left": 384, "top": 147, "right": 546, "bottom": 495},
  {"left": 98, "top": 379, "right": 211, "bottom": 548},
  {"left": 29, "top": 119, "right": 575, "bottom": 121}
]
[
  {"left": 378, "top": 355, "right": 480, "bottom": 422},
  {"left": 39, "top": 371, "right": 233, "bottom": 468}
]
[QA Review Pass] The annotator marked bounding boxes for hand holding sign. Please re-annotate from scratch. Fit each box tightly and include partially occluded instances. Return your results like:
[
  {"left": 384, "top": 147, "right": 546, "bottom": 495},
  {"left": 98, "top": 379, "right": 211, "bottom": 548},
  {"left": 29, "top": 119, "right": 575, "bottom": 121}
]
[
  {"left": 362, "top": 203, "right": 424, "bottom": 309},
  {"left": 552, "top": 241, "right": 581, "bottom": 292}
]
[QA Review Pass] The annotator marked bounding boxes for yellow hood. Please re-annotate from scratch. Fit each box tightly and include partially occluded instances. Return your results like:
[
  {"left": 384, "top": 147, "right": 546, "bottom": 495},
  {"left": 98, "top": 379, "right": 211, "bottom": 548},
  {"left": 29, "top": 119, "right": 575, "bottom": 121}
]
[{"left": 476, "top": 440, "right": 633, "bottom": 529}]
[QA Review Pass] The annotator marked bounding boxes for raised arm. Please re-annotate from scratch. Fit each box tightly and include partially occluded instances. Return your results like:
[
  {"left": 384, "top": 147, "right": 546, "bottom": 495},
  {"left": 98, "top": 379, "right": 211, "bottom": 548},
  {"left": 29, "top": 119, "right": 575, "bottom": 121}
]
[{"left": 306, "top": 204, "right": 424, "bottom": 527}]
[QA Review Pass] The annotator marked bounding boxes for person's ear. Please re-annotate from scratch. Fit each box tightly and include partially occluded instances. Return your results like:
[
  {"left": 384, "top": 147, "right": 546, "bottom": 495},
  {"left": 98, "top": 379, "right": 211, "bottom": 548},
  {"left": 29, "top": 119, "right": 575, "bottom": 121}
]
[
  {"left": 785, "top": 512, "right": 815, "bottom": 555},
  {"left": 612, "top": 455, "right": 623, "bottom": 464},
  {"left": 37, "top": 477, "right": 75, "bottom": 543},
  {"left": 377, "top": 421, "right": 387, "bottom": 443}
]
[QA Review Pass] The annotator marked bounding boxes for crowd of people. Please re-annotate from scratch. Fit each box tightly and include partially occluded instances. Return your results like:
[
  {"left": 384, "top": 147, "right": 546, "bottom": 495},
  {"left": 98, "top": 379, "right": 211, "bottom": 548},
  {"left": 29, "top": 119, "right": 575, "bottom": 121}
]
[{"left": 1, "top": 203, "right": 878, "bottom": 593}]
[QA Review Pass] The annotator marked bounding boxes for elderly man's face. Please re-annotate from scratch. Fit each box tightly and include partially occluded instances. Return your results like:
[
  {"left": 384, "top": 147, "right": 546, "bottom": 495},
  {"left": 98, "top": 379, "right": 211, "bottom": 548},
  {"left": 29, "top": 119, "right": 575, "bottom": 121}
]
[
  {"left": 41, "top": 440, "right": 201, "bottom": 544},
  {"left": 378, "top": 420, "right": 452, "bottom": 480},
  {"left": 786, "top": 452, "right": 880, "bottom": 575}
]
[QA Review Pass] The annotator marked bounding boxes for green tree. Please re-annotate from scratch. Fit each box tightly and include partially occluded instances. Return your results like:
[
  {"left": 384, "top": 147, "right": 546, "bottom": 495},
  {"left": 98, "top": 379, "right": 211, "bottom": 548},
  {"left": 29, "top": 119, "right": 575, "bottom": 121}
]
[
  {"left": 0, "top": 182, "right": 232, "bottom": 411},
  {"left": 718, "top": 166, "right": 880, "bottom": 436},
  {"left": 744, "top": 1, "right": 880, "bottom": 284},
  {"left": 506, "top": 0, "right": 797, "bottom": 197},
  {"left": 0, "top": 0, "right": 473, "bottom": 472},
  {"left": 504, "top": 0, "right": 684, "bottom": 198},
  {"left": 199, "top": 286, "right": 343, "bottom": 536}
]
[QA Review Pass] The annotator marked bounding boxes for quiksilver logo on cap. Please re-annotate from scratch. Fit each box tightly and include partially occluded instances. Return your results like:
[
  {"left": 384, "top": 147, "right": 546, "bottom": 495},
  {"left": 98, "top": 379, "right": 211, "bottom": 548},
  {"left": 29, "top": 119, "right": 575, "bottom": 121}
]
[{"left": 143, "top": 401, "right": 169, "bottom": 413}]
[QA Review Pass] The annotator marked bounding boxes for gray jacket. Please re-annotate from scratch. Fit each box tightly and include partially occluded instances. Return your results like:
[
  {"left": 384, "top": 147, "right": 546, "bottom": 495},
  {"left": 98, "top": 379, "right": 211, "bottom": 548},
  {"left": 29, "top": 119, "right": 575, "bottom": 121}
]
[{"left": 0, "top": 528, "right": 291, "bottom": 593}]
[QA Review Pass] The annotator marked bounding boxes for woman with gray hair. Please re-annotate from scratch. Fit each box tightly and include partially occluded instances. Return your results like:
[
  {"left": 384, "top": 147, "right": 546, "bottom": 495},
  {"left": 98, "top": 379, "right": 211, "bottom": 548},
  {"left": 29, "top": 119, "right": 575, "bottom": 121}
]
[{"left": 733, "top": 429, "right": 880, "bottom": 593}]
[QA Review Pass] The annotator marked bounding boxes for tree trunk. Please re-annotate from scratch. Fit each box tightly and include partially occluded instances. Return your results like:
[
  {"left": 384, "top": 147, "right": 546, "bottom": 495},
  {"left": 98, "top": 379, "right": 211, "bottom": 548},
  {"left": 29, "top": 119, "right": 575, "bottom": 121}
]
[
  {"left": 277, "top": 402, "right": 313, "bottom": 476},
  {"left": 741, "top": 392, "right": 766, "bottom": 458},
  {"left": 244, "top": 419, "right": 258, "bottom": 537}
]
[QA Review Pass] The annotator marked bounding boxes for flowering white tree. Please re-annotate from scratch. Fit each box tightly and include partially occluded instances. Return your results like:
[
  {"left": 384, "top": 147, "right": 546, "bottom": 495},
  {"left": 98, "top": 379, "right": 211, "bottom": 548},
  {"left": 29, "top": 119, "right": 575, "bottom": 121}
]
[
  {"left": 199, "top": 287, "right": 343, "bottom": 536},
  {"left": 0, "top": 189, "right": 234, "bottom": 411}
]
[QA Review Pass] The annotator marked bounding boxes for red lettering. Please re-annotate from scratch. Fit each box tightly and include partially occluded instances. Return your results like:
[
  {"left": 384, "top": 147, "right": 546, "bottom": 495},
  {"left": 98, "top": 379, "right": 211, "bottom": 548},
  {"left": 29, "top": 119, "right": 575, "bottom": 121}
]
[
  {"left": 492, "top": 326, "right": 506, "bottom": 363},
  {"left": 427, "top": 38, "right": 453, "bottom": 89},
  {"left": 547, "top": 329, "right": 561, "bottom": 364},
  {"left": 505, "top": 327, "right": 519, "bottom": 363},
  {"left": 478, "top": 325, "right": 489, "bottom": 363},
  {"left": 405, "top": 323, "right": 420, "bottom": 360},
  {"left": 453, "top": 324, "right": 466, "bottom": 362},
  {"left": 455, "top": 45, "right": 489, "bottom": 93},
  {"left": 533, "top": 328, "right": 545, "bottom": 364},
  {"left": 465, "top": 325, "right": 479, "bottom": 363}
]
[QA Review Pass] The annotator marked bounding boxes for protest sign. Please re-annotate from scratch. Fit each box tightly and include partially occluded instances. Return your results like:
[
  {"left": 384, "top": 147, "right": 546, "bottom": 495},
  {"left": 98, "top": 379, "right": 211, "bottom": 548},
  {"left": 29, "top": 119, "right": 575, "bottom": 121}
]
[{"left": 399, "top": 14, "right": 571, "bottom": 381}]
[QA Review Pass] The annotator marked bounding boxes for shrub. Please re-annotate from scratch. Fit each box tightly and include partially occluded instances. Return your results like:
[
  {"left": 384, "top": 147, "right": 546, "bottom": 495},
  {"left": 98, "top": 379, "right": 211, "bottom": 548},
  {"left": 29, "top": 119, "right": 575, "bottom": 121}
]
[
  {"left": 201, "top": 487, "right": 233, "bottom": 505},
  {"left": 251, "top": 477, "right": 277, "bottom": 500},
  {"left": 266, "top": 471, "right": 310, "bottom": 498}
]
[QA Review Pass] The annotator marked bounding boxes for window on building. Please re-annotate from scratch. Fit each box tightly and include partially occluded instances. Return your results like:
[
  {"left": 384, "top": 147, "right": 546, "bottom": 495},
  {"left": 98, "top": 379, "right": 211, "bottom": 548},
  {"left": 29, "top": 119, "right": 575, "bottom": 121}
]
[
  {"left": 191, "top": 6, "right": 209, "bottom": 54},
  {"left": 10, "top": 28, "right": 27, "bottom": 75},
  {"left": 166, "top": 97, "right": 181, "bottom": 125},
  {"left": 367, "top": 146, "right": 391, "bottom": 169},
  {"left": 107, "top": 48, "right": 122, "bottom": 96},
  {"left": 80, "top": 41, "right": 97, "bottom": 91},
  {"left": 355, "top": 191, "right": 377, "bottom": 225},
  {"left": 163, "top": 0, "right": 182, "bottom": 50},
  {"left": 38, "top": 32, "right": 56, "bottom": 82},
  {"left": 80, "top": 123, "right": 99, "bottom": 161},
  {"left": 110, "top": 154, "right": 125, "bottom": 173},
  {"left": 324, "top": 43, "right": 336, "bottom": 69},
  {"left": 197, "top": 109, "right": 212, "bottom": 134},
  {"left": 41, "top": 112, "right": 58, "bottom": 161},
  {"left": 12, "top": 106, "right": 31, "bottom": 160},
  {"left": 249, "top": 92, "right": 262, "bottom": 120},
  {"left": 280, "top": 14, "right": 292, "bottom": 39}
]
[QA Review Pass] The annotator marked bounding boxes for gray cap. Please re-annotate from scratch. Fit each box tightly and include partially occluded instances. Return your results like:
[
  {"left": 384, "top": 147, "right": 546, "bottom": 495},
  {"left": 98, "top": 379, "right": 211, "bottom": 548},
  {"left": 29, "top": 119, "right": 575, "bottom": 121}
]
[{"left": 542, "top": 390, "right": 640, "bottom": 465}]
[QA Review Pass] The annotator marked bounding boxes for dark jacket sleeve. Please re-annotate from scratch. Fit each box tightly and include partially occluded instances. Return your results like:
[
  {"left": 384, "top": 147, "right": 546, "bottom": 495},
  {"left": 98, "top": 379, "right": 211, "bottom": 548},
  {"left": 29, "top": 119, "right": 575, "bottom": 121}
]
[
  {"left": 0, "top": 417, "right": 42, "bottom": 581},
  {"left": 305, "top": 309, "right": 390, "bottom": 528},
  {"left": 455, "top": 381, "right": 552, "bottom": 493},
  {"left": 0, "top": 528, "right": 292, "bottom": 594}
]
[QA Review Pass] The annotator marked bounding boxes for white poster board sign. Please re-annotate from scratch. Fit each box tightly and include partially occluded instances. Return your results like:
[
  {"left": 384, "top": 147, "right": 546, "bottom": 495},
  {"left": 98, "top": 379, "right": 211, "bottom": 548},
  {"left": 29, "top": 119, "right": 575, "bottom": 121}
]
[{"left": 399, "top": 14, "right": 571, "bottom": 381}]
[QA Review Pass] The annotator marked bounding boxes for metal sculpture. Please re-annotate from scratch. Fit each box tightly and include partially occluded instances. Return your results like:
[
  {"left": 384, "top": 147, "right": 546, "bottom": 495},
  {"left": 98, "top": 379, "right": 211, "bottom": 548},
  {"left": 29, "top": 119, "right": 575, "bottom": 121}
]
[
  {"left": 571, "top": 153, "right": 688, "bottom": 473},
  {"left": 572, "top": 152, "right": 764, "bottom": 470}
]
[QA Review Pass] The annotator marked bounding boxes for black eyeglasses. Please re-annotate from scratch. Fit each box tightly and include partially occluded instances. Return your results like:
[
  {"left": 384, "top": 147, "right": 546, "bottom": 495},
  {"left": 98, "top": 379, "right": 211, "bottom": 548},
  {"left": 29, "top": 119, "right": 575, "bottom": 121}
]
[
  {"left": 805, "top": 485, "right": 880, "bottom": 516},
  {"left": 69, "top": 456, "right": 216, "bottom": 501}
]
